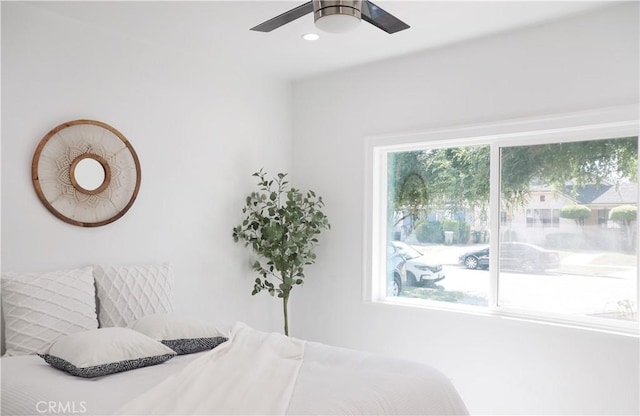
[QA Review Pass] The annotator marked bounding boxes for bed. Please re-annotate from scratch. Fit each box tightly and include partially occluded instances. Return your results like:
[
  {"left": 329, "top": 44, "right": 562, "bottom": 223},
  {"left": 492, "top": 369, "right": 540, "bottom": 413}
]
[{"left": 1, "top": 263, "right": 468, "bottom": 416}]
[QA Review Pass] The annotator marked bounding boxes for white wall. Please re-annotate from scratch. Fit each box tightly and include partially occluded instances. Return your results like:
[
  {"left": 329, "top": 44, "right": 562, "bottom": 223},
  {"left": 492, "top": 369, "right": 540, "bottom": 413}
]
[
  {"left": 291, "top": 4, "right": 639, "bottom": 415},
  {"left": 3, "top": 2, "right": 639, "bottom": 414},
  {"left": 1, "top": 2, "right": 293, "bottom": 332}
]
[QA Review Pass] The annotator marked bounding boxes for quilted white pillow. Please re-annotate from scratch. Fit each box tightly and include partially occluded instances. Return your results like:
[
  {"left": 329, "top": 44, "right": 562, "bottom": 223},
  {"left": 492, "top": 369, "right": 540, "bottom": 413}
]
[
  {"left": 93, "top": 262, "right": 173, "bottom": 328},
  {"left": 1, "top": 267, "right": 98, "bottom": 356}
]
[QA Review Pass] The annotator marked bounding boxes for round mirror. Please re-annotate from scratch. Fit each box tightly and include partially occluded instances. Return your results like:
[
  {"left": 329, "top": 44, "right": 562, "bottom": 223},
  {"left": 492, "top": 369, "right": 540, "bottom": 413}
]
[{"left": 70, "top": 154, "right": 111, "bottom": 195}]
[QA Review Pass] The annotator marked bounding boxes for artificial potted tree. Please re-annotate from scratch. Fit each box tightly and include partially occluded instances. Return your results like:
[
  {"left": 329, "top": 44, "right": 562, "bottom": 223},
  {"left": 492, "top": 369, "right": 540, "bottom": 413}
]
[{"left": 232, "top": 169, "right": 330, "bottom": 335}]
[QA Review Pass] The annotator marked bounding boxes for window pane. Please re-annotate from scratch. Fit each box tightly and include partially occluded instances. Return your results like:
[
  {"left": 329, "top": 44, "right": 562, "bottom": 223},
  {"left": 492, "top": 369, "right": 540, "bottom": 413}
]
[
  {"left": 499, "top": 137, "right": 638, "bottom": 321},
  {"left": 386, "top": 146, "right": 490, "bottom": 306}
]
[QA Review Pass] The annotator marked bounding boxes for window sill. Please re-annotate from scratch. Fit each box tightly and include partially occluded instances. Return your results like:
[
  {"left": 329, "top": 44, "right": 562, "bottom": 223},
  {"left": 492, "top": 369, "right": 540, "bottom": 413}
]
[{"left": 373, "top": 296, "right": 640, "bottom": 338}]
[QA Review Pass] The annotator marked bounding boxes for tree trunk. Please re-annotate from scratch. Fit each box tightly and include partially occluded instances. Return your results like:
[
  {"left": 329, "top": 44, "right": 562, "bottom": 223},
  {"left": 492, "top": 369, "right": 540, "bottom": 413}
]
[{"left": 282, "top": 293, "right": 289, "bottom": 336}]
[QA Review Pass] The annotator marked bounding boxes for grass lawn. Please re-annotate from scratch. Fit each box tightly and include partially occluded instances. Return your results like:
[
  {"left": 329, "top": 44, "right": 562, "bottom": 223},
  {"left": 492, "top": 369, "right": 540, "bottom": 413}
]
[
  {"left": 589, "top": 252, "right": 636, "bottom": 266},
  {"left": 400, "top": 285, "right": 488, "bottom": 306}
]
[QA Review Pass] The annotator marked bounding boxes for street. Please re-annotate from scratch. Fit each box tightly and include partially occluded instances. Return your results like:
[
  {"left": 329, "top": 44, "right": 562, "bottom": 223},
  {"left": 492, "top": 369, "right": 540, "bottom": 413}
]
[{"left": 401, "top": 263, "right": 637, "bottom": 320}]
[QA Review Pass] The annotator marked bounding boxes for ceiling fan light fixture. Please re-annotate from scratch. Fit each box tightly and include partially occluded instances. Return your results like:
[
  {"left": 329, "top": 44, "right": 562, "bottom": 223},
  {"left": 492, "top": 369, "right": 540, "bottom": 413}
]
[
  {"left": 313, "top": 0, "right": 362, "bottom": 33},
  {"left": 250, "top": 0, "right": 409, "bottom": 35}
]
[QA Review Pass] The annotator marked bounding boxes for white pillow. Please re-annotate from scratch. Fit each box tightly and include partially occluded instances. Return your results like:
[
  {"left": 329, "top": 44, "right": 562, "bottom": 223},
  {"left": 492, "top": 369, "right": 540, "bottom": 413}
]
[
  {"left": 93, "top": 262, "right": 173, "bottom": 328},
  {"left": 40, "top": 327, "right": 176, "bottom": 378},
  {"left": 129, "top": 313, "right": 228, "bottom": 355},
  {"left": 1, "top": 267, "right": 98, "bottom": 356}
]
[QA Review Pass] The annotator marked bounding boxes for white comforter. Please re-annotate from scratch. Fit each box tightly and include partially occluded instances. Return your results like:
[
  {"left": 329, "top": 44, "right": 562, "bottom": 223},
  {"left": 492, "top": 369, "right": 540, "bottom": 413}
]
[
  {"left": 117, "top": 322, "right": 305, "bottom": 415},
  {"left": 2, "top": 323, "right": 468, "bottom": 415}
]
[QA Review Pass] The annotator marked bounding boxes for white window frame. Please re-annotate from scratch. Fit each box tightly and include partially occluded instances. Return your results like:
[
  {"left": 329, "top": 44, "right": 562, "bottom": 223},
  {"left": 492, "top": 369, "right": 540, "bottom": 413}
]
[{"left": 364, "top": 105, "right": 639, "bottom": 336}]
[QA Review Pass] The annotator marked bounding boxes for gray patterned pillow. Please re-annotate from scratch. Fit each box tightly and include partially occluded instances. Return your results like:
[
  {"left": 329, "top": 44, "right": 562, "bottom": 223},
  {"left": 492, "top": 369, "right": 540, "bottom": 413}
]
[
  {"left": 129, "top": 313, "right": 228, "bottom": 355},
  {"left": 40, "top": 327, "right": 176, "bottom": 378},
  {"left": 161, "top": 337, "right": 228, "bottom": 355}
]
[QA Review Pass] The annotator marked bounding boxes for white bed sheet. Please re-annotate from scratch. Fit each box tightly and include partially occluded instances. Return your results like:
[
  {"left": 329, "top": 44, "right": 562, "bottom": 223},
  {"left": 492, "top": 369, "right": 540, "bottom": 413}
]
[
  {"left": 2, "top": 338, "right": 468, "bottom": 416},
  {"left": 1, "top": 352, "right": 206, "bottom": 416},
  {"left": 290, "top": 341, "right": 468, "bottom": 415}
]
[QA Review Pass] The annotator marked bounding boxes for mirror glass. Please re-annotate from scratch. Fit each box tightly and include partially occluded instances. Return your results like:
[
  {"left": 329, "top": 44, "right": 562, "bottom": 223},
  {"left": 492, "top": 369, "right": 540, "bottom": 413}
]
[{"left": 74, "top": 157, "right": 105, "bottom": 191}]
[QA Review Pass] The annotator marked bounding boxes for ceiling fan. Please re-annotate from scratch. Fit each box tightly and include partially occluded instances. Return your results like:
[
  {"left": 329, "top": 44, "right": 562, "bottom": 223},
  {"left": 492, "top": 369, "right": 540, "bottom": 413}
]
[{"left": 250, "top": 0, "right": 410, "bottom": 34}]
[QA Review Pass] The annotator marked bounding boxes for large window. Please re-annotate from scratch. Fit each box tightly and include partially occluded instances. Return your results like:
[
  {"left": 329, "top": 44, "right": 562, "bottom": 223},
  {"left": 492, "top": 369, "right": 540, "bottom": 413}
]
[
  {"left": 526, "top": 209, "right": 559, "bottom": 227},
  {"left": 368, "top": 111, "right": 639, "bottom": 334}
]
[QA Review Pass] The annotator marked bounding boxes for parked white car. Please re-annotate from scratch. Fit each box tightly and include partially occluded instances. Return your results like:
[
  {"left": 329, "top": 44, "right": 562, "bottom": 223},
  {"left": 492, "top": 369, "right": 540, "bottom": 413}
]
[{"left": 389, "top": 241, "right": 445, "bottom": 287}]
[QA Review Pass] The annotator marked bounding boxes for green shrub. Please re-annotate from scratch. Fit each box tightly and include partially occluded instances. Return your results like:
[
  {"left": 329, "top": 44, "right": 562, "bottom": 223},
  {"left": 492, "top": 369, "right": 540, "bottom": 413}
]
[
  {"left": 560, "top": 204, "right": 591, "bottom": 225},
  {"left": 442, "top": 219, "right": 471, "bottom": 243},
  {"left": 545, "top": 233, "right": 590, "bottom": 249},
  {"left": 459, "top": 222, "right": 471, "bottom": 244},
  {"left": 610, "top": 205, "right": 637, "bottom": 222},
  {"left": 415, "top": 221, "right": 443, "bottom": 243},
  {"left": 442, "top": 219, "right": 459, "bottom": 232}
]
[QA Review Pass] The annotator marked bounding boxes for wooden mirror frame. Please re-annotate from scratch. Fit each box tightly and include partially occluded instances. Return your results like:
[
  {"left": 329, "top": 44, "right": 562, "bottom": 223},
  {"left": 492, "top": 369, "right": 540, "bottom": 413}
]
[
  {"left": 32, "top": 119, "right": 141, "bottom": 227},
  {"left": 69, "top": 153, "right": 112, "bottom": 195}
]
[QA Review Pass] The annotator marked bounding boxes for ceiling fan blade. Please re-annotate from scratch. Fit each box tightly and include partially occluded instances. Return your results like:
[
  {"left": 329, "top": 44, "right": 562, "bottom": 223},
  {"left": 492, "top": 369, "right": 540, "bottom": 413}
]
[
  {"left": 250, "top": 1, "right": 314, "bottom": 32},
  {"left": 362, "top": 0, "right": 410, "bottom": 34}
]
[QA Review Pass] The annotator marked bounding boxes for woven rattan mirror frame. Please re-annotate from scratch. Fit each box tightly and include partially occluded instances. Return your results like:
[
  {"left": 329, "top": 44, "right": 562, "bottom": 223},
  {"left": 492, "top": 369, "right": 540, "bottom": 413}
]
[{"left": 32, "top": 119, "right": 141, "bottom": 227}]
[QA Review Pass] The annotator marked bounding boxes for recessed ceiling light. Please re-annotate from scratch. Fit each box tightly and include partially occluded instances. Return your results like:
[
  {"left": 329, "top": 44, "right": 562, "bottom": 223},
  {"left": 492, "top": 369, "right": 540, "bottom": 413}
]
[{"left": 302, "top": 33, "right": 320, "bottom": 41}]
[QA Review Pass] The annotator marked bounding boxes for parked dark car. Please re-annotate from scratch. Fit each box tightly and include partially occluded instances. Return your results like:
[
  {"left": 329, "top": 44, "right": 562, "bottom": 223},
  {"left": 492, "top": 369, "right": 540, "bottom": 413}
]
[
  {"left": 459, "top": 242, "right": 560, "bottom": 272},
  {"left": 459, "top": 246, "right": 489, "bottom": 270}
]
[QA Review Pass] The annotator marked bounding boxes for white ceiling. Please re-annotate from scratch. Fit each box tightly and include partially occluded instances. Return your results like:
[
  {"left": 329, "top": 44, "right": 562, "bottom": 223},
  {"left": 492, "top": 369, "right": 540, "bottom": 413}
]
[{"left": 27, "top": 1, "right": 614, "bottom": 81}]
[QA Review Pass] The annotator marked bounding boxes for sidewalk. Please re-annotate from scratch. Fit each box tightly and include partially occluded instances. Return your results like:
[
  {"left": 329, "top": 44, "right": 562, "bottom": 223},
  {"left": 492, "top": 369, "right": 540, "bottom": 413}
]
[
  {"left": 559, "top": 252, "right": 636, "bottom": 279},
  {"left": 410, "top": 242, "right": 637, "bottom": 278}
]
